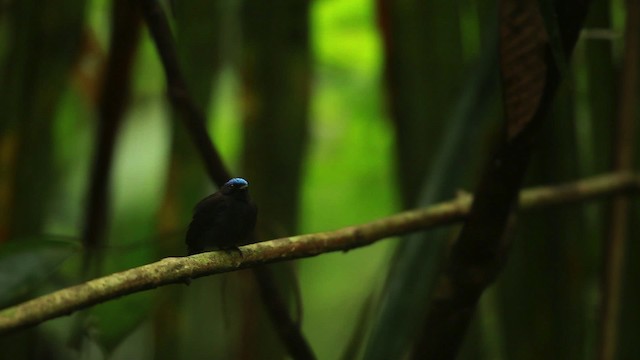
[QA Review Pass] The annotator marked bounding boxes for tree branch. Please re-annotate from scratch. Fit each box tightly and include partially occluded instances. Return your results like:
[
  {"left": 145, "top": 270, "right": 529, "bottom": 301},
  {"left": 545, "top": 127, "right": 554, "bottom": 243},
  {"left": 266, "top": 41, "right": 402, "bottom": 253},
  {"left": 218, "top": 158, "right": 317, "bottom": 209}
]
[
  {"left": 139, "top": 0, "right": 229, "bottom": 185},
  {"left": 412, "top": 1, "right": 591, "bottom": 357},
  {"left": 138, "top": 1, "right": 314, "bottom": 357},
  {"left": 0, "top": 172, "right": 638, "bottom": 335}
]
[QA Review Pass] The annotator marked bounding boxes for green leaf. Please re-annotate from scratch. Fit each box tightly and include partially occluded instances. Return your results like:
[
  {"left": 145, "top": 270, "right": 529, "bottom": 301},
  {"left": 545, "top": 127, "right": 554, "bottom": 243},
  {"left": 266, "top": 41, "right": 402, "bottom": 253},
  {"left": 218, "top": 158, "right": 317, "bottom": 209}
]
[
  {"left": 362, "top": 34, "right": 500, "bottom": 359},
  {"left": 340, "top": 293, "right": 375, "bottom": 360}
]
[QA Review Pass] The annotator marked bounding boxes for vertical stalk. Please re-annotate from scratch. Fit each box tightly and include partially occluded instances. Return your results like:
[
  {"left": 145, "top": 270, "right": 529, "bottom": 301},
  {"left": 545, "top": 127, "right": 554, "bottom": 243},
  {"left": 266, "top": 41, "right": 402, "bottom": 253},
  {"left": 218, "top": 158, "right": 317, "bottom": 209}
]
[
  {"left": 82, "top": 0, "right": 141, "bottom": 276},
  {"left": 599, "top": 1, "right": 639, "bottom": 359}
]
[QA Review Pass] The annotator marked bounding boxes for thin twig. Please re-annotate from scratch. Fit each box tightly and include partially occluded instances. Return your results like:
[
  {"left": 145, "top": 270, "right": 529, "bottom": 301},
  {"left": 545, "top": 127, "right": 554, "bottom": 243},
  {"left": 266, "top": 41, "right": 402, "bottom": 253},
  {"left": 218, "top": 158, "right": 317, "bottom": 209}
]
[
  {"left": 0, "top": 172, "right": 638, "bottom": 335},
  {"left": 139, "top": 0, "right": 229, "bottom": 185}
]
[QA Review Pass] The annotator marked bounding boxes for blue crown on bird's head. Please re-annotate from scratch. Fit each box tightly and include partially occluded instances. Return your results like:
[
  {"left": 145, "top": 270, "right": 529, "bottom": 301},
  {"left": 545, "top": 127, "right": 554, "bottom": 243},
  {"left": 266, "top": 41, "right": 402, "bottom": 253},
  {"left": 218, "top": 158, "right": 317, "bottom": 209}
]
[{"left": 226, "top": 177, "right": 249, "bottom": 187}]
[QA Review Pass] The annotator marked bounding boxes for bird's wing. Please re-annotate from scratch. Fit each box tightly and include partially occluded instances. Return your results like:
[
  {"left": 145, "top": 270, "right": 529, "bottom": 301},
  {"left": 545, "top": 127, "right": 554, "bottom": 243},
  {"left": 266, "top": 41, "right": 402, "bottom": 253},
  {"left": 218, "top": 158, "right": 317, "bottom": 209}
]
[
  {"left": 192, "top": 192, "right": 226, "bottom": 215},
  {"left": 186, "top": 194, "right": 231, "bottom": 252}
]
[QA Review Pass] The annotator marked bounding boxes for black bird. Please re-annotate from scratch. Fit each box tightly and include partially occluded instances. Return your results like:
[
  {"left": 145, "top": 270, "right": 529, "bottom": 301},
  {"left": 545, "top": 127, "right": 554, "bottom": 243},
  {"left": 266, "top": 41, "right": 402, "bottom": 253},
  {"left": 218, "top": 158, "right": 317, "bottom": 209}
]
[{"left": 186, "top": 178, "right": 257, "bottom": 255}]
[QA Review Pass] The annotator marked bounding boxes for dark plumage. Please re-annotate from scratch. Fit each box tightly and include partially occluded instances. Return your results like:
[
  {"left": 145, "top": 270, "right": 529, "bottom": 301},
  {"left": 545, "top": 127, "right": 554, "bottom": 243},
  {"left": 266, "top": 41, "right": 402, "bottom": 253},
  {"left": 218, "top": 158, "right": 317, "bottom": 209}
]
[{"left": 186, "top": 178, "right": 257, "bottom": 255}]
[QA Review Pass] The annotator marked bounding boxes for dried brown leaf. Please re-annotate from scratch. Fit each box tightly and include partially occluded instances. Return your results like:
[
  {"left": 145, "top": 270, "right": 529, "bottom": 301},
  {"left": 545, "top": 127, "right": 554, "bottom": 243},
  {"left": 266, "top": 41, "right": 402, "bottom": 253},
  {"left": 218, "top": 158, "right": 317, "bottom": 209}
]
[{"left": 499, "top": 0, "right": 549, "bottom": 140}]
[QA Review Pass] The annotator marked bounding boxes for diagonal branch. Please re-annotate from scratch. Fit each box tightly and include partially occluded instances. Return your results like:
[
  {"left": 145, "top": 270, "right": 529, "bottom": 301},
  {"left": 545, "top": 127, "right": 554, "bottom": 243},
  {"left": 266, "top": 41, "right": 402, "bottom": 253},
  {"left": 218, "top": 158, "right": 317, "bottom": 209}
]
[
  {"left": 139, "top": 0, "right": 229, "bottom": 185},
  {"left": 0, "top": 172, "right": 638, "bottom": 335},
  {"left": 138, "top": 1, "right": 313, "bottom": 357},
  {"left": 411, "top": 1, "right": 591, "bottom": 357}
]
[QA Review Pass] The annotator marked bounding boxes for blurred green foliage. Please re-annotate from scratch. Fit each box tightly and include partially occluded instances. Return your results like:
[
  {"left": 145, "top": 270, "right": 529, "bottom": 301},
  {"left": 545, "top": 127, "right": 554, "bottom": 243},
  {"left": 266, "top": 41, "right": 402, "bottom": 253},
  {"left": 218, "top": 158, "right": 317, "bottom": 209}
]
[{"left": 0, "top": 0, "right": 638, "bottom": 359}]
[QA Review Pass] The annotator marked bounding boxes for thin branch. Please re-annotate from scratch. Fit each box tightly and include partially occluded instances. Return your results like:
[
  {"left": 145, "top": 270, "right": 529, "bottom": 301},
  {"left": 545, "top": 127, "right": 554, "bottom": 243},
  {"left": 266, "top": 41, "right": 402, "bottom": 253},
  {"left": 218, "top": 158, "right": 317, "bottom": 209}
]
[
  {"left": 0, "top": 172, "right": 638, "bottom": 335},
  {"left": 139, "top": 0, "right": 229, "bottom": 185},
  {"left": 253, "top": 266, "right": 315, "bottom": 359},
  {"left": 138, "top": 1, "right": 313, "bottom": 357},
  {"left": 412, "top": 1, "right": 591, "bottom": 357}
]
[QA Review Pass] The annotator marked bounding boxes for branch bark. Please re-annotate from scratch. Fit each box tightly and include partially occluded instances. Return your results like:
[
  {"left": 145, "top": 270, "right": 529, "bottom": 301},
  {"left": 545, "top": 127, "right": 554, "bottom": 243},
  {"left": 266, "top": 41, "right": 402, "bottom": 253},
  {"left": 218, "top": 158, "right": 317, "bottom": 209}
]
[
  {"left": 139, "top": 0, "right": 229, "bottom": 185},
  {"left": 138, "top": 1, "right": 313, "bottom": 357},
  {"left": 0, "top": 172, "right": 638, "bottom": 335},
  {"left": 411, "top": 1, "right": 591, "bottom": 357}
]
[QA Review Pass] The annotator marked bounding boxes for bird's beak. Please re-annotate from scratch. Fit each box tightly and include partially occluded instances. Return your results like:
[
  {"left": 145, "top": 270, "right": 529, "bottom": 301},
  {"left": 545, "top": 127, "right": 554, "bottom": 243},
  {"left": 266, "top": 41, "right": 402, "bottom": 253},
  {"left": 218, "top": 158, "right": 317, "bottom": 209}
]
[{"left": 240, "top": 184, "right": 248, "bottom": 190}]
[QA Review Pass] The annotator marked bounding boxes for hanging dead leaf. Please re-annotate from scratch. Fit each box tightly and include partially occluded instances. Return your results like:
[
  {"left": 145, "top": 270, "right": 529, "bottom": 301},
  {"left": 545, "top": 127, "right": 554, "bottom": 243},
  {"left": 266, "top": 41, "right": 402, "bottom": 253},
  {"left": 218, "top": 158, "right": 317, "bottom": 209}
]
[{"left": 499, "top": 0, "right": 549, "bottom": 140}]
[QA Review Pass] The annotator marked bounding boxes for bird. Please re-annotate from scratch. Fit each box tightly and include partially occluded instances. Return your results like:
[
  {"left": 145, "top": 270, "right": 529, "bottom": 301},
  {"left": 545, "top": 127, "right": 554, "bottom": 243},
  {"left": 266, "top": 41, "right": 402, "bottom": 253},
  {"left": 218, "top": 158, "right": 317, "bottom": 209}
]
[{"left": 186, "top": 177, "right": 257, "bottom": 255}]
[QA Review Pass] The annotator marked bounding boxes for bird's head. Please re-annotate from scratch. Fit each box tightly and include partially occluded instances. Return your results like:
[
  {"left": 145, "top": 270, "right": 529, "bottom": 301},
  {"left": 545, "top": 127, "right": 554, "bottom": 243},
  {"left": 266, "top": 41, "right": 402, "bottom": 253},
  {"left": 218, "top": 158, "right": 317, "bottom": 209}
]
[{"left": 221, "top": 177, "right": 249, "bottom": 195}]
